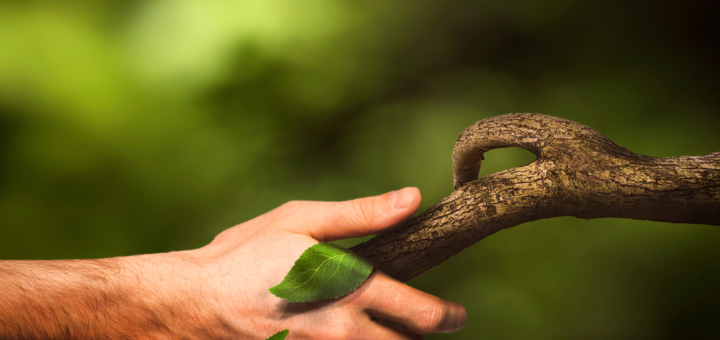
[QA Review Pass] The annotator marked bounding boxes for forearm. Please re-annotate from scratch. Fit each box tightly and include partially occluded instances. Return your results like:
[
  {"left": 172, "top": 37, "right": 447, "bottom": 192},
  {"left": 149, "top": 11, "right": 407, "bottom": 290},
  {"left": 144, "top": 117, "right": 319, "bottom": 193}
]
[{"left": 0, "top": 254, "right": 214, "bottom": 340}]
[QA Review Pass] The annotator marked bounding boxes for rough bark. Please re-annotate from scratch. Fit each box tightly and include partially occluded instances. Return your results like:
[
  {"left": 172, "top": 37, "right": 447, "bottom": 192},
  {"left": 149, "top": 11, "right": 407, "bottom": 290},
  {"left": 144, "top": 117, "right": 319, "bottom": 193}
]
[{"left": 351, "top": 113, "right": 720, "bottom": 282}]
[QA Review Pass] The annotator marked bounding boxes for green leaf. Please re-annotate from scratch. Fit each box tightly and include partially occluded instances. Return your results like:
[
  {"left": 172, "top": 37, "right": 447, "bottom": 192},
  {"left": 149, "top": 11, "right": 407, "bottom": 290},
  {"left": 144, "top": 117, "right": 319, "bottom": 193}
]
[
  {"left": 270, "top": 243, "right": 375, "bottom": 302},
  {"left": 266, "top": 329, "right": 289, "bottom": 340}
]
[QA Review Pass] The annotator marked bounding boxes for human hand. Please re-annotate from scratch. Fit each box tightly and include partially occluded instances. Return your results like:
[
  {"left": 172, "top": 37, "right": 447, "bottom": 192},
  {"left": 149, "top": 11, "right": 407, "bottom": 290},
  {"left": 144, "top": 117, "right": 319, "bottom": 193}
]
[{"left": 151, "top": 187, "right": 466, "bottom": 339}]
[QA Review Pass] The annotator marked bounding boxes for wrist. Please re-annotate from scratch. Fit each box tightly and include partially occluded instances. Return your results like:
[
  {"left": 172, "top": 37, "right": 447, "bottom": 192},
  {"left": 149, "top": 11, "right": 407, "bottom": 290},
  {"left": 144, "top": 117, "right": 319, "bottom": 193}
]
[{"left": 117, "top": 250, "right": 227, "bottom": 339}]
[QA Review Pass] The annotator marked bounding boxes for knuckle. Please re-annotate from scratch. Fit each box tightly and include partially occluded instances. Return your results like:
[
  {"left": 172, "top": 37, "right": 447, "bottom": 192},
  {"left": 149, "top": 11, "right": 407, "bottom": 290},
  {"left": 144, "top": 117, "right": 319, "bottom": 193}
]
[
  {"left": 347, "top": 199, "right": 376, "bottom": 227},
  {"left": 274, "top": 200, "right": 312, "bottom": 218},
  {"left": 415, "top": 302, "right": 449, "bottom": 333},
  {"left": 278, "top": 200, "right": 302, "bottom": 211},
  {"left": 210, "top": 224, "right": 244, "bottom": 245},
  {"left": 318, "top": 325, "right": 349, "bottom": 340},
  {"left": 211, "top": 228, "right": 232, "bottom": 244},
  {"left": 342, "top": 280, "right": 373, "bottom": 308}
]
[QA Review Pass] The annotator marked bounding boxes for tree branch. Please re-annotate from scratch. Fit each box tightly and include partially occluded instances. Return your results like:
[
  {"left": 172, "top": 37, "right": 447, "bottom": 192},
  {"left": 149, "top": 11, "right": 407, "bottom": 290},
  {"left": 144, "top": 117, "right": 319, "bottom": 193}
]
[{"left": 351, "top": 113, "right": 720, "bottom": 282}]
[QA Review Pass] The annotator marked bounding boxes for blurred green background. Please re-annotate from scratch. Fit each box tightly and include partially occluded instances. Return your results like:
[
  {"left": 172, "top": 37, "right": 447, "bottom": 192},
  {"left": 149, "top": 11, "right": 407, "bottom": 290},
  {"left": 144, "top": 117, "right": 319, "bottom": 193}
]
[{"left": 1, "top": 0, "right": 719, "bottom": 338}]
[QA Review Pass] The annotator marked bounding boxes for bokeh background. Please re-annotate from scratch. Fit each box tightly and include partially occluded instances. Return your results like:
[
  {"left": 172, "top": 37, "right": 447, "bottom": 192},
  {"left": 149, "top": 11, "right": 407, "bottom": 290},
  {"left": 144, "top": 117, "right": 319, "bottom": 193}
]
[{"left": 1, "top": 0, "right": 720, "bottom": 338}]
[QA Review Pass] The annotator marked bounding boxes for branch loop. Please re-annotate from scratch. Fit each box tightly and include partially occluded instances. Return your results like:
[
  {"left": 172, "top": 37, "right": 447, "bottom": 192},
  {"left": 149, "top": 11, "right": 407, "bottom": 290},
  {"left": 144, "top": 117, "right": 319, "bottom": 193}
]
[{"left": 452, "top": 113, "right": 629, "bottom": 189}]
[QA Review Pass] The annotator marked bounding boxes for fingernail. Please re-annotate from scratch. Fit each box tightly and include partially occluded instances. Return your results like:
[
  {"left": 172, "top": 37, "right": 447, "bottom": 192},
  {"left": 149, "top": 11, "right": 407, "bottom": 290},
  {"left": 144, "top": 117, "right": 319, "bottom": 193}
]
[
  {"left": 387, "top": 188, "right": 414, "bottom": 209},
  {"left": 452, "top": 303, "right": 467, "bottom": 332}
]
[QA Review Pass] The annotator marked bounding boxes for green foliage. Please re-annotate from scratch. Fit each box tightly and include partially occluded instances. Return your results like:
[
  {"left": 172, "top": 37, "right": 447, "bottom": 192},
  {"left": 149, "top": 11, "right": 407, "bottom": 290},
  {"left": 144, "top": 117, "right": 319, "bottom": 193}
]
[
  {"left": 266, "top": 329, "right": 289, "bottom": 340},
  {"left": 270, "top": 243, "right": 374, "bottom": 302}
]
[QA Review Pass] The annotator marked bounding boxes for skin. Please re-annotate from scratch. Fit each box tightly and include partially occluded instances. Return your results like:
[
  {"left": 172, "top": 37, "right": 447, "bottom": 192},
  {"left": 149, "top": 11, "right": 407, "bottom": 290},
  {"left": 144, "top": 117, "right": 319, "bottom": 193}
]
[{"left": 0, "top": 187, "right": 466, "bottom": 339}]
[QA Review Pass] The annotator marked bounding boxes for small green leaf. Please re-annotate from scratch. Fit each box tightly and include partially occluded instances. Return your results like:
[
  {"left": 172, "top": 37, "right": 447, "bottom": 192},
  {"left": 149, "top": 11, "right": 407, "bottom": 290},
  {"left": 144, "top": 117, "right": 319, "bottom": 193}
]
[
  {"left": 266, "top": 329, "right": 289, "bottom": 340},
  {"left": 270, "top": 243, "right": 374, "bottom": 302}
]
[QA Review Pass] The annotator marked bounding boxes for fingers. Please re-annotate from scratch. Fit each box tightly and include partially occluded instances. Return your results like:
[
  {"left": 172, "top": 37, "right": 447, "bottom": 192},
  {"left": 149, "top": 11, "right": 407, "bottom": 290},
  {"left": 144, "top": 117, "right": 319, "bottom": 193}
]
[
  {"left": 362, "top": 318, "right": 425, "bottom": 340},
  {"left": 361, "top": 272, "right": 466, "bottom": 334},
  {"left": 311, "top": 317, "right": 424, "bottom": 340},
  {"left": 275, "top": 187, "right": 421, "bottom": 242}
]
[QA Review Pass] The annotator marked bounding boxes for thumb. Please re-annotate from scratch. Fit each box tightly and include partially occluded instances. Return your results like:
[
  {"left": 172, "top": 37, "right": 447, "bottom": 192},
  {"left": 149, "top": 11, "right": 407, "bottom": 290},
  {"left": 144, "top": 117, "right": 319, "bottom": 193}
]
[{"left": 281, "top": 187, "right": 421, "bottom": 242}]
